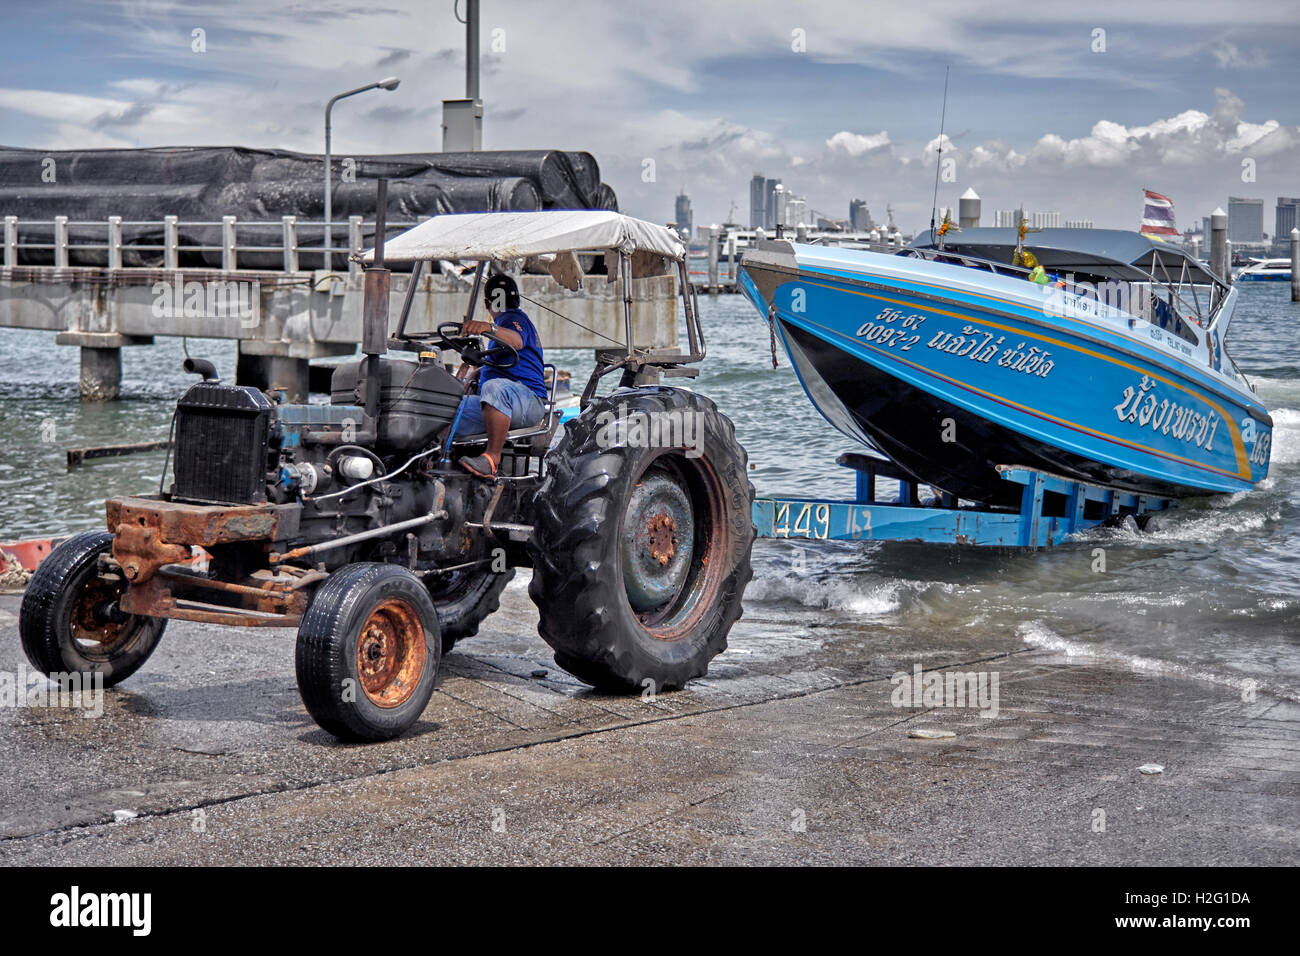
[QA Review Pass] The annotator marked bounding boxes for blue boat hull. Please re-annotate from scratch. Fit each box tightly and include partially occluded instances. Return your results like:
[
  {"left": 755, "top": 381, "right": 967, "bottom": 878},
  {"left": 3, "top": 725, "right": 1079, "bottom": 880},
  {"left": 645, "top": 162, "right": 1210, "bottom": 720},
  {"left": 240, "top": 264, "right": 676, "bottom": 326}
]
[{"left": 740, "top": 245, "right": 1273, "bottom": 501}]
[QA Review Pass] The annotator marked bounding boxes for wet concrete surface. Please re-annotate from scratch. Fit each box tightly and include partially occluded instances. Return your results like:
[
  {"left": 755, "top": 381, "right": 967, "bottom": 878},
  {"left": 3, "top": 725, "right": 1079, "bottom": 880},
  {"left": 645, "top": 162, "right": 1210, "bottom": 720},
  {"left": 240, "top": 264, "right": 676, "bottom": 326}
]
[{"left": 1, "top": 565, "right": 1297, "bottom": 865}]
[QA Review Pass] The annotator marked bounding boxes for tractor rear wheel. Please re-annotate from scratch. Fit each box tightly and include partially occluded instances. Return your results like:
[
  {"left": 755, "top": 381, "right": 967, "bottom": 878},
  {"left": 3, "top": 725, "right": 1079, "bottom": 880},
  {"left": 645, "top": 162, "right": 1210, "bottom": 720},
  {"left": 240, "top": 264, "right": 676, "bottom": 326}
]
[
  {"left": 527, "top": 387, "right": 754, "bottom": 692},
  {"left": 425, "top": 567, "right": 515, "bottom": 652}
]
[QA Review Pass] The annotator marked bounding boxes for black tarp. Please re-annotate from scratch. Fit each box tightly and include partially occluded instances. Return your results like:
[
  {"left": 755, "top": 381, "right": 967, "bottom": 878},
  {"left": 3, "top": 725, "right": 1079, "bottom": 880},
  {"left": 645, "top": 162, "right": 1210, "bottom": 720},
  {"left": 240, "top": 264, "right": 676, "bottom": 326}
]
[{"left": 0, "top": 145, "right": 617, "bottom": 269}]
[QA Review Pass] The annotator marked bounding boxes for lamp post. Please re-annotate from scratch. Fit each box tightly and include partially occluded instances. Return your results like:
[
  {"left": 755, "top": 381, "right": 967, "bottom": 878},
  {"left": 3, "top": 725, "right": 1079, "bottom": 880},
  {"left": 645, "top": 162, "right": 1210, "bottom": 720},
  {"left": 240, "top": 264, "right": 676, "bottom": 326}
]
[{"left": 324, "top": 76, "right": 400, "bottom": 270}]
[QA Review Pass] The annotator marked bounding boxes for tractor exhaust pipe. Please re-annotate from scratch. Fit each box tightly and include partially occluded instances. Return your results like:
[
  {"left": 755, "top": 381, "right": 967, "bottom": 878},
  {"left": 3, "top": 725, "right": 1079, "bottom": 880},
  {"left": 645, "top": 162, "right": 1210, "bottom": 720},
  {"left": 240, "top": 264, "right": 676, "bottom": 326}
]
[{"left": 362, "top": 178, "right": 391, "bottom": 427}]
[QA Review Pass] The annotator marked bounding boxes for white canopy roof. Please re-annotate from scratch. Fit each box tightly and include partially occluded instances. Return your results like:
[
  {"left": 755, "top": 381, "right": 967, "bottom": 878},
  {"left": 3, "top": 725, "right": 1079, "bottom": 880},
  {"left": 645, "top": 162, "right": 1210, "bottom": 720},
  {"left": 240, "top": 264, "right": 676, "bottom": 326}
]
[{"left": 362, "top": 210, "right": 685, "bottom": 264}]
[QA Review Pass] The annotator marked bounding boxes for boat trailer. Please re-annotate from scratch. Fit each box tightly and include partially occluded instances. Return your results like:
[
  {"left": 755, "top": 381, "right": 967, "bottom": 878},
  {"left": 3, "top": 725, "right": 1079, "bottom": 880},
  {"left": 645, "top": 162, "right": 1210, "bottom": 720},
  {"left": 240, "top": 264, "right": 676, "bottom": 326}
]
[{"left": 754, "top": 453, "right": 1177, "bottom": 548}]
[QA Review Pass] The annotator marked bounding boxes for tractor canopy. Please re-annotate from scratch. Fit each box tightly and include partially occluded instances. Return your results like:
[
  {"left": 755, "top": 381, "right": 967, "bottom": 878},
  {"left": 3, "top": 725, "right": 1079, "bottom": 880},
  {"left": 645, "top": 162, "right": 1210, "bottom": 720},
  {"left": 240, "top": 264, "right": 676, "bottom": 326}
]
[{"left": 360, "top": 209, "right": 685, "bottom": 287}]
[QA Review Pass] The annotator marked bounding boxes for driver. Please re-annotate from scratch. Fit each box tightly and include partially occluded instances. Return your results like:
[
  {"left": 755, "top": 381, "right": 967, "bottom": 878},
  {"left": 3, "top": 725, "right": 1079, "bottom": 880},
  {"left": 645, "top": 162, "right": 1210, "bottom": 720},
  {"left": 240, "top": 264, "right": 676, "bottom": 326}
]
[{"left": 454, "top": 273, "right": 547, "bottom": 479}]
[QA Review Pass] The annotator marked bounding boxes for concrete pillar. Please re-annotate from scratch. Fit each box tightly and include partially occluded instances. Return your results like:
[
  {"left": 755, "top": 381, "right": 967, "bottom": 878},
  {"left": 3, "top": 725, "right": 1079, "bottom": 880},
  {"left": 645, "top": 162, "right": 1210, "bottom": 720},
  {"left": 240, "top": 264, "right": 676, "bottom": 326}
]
[
  {"left": 80, "top": 347, "right": 121, "bottom": 401},
  {"left": 236, "top": 346, "right": 309, "bottom": 402},
  {"left": 1210, "top": 208, "right": 1228, "bottom": 283},
  {"left": 1291, "top": 228, "right": 1299, "bottom": 302}
]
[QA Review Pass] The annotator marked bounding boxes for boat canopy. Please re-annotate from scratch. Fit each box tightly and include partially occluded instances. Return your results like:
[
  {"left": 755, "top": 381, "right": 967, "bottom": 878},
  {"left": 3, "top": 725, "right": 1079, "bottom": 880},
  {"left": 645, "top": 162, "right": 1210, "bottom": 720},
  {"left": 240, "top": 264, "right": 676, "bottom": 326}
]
[
  {"left": 362, "top": 210, "right": 686, "bottom": 264},
  {"left": 911, "top": 227, "right": 1221, "bottom": 286}
]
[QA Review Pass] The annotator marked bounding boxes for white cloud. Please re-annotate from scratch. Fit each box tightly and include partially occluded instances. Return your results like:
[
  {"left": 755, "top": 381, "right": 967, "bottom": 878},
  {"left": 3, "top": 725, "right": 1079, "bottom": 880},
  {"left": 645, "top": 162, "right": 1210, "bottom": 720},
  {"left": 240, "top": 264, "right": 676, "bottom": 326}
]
[{"left": 825, "top": 130, "right": 892, "bottom": 156}]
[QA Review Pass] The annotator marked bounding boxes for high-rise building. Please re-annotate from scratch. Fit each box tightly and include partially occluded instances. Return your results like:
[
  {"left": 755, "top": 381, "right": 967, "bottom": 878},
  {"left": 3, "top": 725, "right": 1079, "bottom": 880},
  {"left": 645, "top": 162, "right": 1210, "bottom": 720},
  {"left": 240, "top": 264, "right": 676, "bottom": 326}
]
[
  {"left": 1276, "top": 197, "right": 1300, "bottom": 242},
  {"left": 1032, "top": 211, "right": 1062, "bottom": 229},
  {"left": 995, "top": 208, "right": 1026, "bottom": 228},
  {"left": 749, "top": 174, "right": 766, "bottom": 231},
  {"left": 674, "top": 189, "right": 693, "bottom": 239},
  {"left": 764, "top": 178, "right": 783, "bottom": 231},
  {"left": 1228, "top": 197, "right": 1265, "bottom": 243},
  {"left": 849, "top": 199, "right": 872, "bottom": 232},
  {"left": 1064, "top": 219, "right": 1094, "bottom": 229}
]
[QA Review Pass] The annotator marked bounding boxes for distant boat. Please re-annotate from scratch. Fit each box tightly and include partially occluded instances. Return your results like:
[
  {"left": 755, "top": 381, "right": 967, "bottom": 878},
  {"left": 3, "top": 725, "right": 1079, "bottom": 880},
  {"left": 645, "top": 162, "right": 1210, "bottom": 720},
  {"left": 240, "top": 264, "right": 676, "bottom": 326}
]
[
  {"left": 739, "top": 227, "right": 1273, "bottom": 504},
  {"left": 1237, "top": 258, "right": 1292, "bottom": 282},
  {"left": 686, "top": 225, "right": 910, "bottom": 286}
]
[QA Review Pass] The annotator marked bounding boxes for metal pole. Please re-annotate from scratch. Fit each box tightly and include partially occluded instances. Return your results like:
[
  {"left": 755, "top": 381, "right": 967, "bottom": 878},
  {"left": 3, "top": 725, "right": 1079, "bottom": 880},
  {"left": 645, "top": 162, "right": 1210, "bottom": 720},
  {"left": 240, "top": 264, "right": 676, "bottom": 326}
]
[
  {"left": 107, "top": 216, "right": 122, "bottom": 270},
  {"left": 221, "top": 215, "right": 237, "bottom": 271},
  {"left": 621, "top": 252, "right": 634, "bottom": 359},
  {"left": 3, "top": 216, "right": 16, "bottom": 268},
  {"left": 53, "top": 215, "right": 68, "bottom": 269},
  {"left": 466, "top": 0, "right": 480, "bottom": 99},
  {"left": 324, "top": 103, "right": 332, "bottom": 271},
  {"left": 707, "top": 227, "right": 719, "bottom": 294},
  {"left": 282, "top": 216, "right": 298, "bottom": 273},
  {"left": 1291, "top": 228, "right": 1299, "bottom": 302},
  {"left": 1210, "top": 208, "right": 1228, "bottom": 284},
  {"left": 163, "top": 215, "right": 179, "bottom": 271},
  {"left": 324, "top": 78, "right": 400, "bottom": 273}
]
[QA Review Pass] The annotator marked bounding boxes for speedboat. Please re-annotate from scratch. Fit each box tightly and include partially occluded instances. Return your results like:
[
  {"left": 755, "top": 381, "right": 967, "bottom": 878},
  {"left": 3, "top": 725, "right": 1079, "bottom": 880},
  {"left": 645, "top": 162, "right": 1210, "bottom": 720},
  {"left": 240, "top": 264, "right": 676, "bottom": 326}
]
[
  {"left": 739, "top": 228, "right": 1273, "bottom": 504},
  {"left": 1236, "top": 258, "right": 1292, "bottom": 282}
]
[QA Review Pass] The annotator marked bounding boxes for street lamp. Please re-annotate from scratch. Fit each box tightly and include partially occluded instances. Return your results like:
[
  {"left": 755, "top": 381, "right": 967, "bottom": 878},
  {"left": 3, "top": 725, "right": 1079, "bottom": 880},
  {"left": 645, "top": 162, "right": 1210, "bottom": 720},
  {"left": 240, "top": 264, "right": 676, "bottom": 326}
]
[{"left": 324, "top": 76, "right": 400, "bottom": 270}]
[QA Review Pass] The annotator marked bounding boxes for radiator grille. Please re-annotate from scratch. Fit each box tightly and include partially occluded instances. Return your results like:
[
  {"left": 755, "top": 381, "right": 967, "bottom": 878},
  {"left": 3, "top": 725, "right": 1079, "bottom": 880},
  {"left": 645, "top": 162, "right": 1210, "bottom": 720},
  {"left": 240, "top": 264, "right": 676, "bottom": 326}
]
[{"left": 172, "top": 383, "right": 272, "bottom": 504}]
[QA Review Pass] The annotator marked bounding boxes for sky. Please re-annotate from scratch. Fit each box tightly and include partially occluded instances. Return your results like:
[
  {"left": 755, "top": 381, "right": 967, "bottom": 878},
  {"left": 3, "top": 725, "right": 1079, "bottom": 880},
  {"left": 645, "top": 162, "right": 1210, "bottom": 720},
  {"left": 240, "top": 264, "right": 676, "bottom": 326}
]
[{"left": 0, "top": 0, "right": 1297, "bottom": 235}]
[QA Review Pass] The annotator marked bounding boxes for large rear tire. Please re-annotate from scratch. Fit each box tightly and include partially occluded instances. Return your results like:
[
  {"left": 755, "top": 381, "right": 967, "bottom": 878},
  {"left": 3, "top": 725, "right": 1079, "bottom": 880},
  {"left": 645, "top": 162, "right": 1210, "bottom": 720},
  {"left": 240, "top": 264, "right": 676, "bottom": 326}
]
[
  {"left": 19, "top": 530, "right": 166, "bottom": 687},
  {"left": 424, "top": 567, "right": 515, "bottom": 652},
  {"left": 295, "top": 563, "right": 440, "bottom": 742},
  {"left": 527, "top": 387, "right": 754, "bottom": 692}
]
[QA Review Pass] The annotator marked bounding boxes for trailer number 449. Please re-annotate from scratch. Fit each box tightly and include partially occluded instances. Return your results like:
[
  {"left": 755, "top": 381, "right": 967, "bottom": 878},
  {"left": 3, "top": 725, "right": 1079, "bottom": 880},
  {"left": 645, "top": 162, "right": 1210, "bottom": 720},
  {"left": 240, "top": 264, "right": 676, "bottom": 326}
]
[{"left": 772, "top": 503, "right": 872, "bottom": 540}]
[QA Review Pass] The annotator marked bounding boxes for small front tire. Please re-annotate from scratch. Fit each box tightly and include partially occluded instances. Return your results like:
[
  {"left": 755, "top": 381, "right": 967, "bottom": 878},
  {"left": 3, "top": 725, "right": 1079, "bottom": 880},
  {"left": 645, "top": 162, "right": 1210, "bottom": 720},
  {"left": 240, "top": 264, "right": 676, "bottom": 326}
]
[
  {"left": 295, "top": 563, "right": 440, "bottom": 742},
  {"left": 19, "top": 530, "right": 166, "bottom": 687}
]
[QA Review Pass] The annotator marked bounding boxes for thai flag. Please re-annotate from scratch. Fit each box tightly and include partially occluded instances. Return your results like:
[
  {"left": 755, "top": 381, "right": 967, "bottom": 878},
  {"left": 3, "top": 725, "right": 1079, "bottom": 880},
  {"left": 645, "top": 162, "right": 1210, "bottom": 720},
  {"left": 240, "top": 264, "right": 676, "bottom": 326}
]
[{"left": 1140, "top": 189, "right": 1179, "bottom": 239}]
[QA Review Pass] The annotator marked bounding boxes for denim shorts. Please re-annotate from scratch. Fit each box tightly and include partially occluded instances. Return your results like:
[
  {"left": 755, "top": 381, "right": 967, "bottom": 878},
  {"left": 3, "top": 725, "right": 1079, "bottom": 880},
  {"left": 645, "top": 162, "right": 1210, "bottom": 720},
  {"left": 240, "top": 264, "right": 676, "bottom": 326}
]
[{"left": 454, "top": 377, "right": 545, "bottom": 437}]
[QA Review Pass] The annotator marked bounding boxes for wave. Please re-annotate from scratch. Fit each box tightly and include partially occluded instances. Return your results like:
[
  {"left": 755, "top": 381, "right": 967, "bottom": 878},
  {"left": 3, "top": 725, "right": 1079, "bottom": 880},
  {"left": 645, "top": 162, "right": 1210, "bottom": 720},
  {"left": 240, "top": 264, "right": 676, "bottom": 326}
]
[{"left": 747, "top": 572, "right": 907, "bottom": 617}]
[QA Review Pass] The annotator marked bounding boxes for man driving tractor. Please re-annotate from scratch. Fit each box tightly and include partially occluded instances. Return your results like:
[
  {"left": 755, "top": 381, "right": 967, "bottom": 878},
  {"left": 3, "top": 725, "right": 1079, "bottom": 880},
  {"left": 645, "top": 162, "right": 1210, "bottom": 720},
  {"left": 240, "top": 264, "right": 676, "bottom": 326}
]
[{"left": 455, "top": 273, "right": 548, "bottom": 479}]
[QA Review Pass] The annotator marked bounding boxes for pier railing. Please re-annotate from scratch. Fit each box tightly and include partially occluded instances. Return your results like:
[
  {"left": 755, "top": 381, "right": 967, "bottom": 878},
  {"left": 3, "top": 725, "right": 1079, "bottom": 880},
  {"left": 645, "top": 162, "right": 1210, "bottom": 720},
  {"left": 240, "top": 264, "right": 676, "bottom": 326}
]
[{"left": 1, "top": 215, "right": 423, "bottom": 275}]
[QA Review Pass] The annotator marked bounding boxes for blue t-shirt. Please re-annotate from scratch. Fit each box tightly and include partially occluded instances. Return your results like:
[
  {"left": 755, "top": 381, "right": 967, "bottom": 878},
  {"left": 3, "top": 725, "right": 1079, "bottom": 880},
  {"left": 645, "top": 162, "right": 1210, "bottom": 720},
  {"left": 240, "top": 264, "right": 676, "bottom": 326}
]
[{"left": 481, "top": 307, "right": 547, "bottom": 401}]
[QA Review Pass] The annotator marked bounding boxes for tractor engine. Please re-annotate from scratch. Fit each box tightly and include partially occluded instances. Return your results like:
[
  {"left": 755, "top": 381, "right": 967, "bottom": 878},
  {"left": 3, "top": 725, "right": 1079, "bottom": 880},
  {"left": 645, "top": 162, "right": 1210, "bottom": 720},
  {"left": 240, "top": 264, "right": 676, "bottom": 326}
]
[{"left": 167, "top": 355, "right": 495, "bottom": 573}]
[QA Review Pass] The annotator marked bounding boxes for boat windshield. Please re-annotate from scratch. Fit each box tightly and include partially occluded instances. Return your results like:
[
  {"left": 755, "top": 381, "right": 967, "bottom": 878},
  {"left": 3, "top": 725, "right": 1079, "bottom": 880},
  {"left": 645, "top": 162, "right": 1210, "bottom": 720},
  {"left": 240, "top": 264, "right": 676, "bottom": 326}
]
[{"left": 900, "top": 245, "right": 1225, "bottom": 339}]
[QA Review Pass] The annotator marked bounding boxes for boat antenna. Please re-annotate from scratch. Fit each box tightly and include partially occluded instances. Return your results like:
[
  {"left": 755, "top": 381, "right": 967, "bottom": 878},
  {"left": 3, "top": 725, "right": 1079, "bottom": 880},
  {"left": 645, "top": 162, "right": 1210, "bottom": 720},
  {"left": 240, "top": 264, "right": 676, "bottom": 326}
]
[{"left": 929, "top": 65, "right": 950, "bottom": 243}]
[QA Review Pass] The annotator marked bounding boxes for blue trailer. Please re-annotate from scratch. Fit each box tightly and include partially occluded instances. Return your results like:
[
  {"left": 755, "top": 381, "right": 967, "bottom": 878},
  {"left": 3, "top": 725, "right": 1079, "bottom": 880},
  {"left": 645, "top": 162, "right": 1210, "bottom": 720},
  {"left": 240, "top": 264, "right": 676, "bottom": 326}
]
[{"left": 753, "top": 452, "right": 1176, "bottom": 548}]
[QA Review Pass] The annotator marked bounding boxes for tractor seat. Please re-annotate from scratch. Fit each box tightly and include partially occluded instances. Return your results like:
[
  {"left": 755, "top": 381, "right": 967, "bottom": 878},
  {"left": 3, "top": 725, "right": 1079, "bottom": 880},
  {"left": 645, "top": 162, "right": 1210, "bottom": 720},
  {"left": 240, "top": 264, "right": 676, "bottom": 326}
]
[
  {"left": 451, "top": 417, "right": 554, "bottom": 448},
  {"left": 450, "top": 363, "right": 563, "bottom": 452}
]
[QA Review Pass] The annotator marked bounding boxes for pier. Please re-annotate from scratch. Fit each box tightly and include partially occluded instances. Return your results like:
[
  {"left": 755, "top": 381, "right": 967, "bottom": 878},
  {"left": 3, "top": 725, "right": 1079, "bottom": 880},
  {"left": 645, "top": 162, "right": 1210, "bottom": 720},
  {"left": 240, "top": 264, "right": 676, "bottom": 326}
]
[{"left": 0, "top": 214, "right": 678, "bottom": 400}]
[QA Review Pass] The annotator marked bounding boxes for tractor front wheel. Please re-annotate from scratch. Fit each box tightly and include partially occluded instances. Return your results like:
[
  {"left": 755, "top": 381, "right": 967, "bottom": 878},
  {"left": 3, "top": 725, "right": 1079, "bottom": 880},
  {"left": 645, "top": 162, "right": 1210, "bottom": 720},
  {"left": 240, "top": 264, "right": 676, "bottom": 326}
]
[
  {"left": 295, "top": 563, "right": 440, "bottom": 742},
  {"left": 19, "top": 530, "right": 166, "bottom": 687}
]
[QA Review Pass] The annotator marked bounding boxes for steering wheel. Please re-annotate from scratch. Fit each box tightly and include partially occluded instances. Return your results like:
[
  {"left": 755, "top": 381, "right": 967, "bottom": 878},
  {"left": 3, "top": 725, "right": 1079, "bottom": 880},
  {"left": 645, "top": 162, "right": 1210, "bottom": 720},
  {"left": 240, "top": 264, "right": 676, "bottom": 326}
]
[{"left": 435, "top": 321, "right": 519, "bottom": 370}]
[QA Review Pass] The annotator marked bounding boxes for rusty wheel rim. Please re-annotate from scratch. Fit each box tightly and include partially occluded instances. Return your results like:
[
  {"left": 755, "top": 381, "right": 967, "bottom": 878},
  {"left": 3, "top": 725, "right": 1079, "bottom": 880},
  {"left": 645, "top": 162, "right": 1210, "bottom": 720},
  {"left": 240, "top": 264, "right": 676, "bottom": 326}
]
[
  {"left": 355, "top": 598, "right": 427, "bottom": 708},
  {"left": 69, "top": 577, "right": 133, "bottom": 661},
  {"left": 621, "top": 456, "right": 728, "bottom": 641}
]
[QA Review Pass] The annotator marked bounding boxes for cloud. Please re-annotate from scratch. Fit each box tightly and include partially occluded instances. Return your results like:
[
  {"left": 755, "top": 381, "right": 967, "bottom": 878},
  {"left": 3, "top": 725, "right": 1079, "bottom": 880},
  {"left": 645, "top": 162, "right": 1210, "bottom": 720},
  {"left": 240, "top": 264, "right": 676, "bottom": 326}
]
[
  {"left": 1209, "top": 40, "right": 1269, "bottom": 69},
  {"left": 1, "top": 1, "right": 1296, "bottom": 234},
  {"left": 825, "top": 130, "right": 891, "bottom": 156}
]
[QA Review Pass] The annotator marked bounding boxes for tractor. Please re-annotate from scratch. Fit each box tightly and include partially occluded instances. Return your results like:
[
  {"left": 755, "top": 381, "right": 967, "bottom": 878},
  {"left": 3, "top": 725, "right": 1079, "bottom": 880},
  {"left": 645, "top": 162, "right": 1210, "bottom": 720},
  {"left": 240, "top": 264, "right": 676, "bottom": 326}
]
[{"left": 20, "top": 190, "right": 755, "bottom": 741}]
